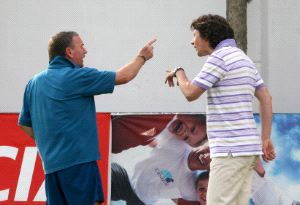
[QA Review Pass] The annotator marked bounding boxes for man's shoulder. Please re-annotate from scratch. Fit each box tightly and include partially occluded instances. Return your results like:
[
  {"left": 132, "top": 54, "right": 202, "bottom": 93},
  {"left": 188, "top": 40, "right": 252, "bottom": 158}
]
[
  {"left": 30, "top": 70, "right": 47, "bottom": 83},
  {"left": 212, "top": 46, "right": 240, "bottom": 59},
  {"left": 73, "top": 67, "right": 116, "bottom": 77},
  {"left": 46, "top": 66, "right": 96, "bottom": 78}
]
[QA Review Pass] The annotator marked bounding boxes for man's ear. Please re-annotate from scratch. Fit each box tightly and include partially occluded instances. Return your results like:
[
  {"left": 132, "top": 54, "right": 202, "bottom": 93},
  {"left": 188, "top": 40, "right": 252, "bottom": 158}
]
[{"left": 65, "top": 47, "right": 73, "bottom": 59}]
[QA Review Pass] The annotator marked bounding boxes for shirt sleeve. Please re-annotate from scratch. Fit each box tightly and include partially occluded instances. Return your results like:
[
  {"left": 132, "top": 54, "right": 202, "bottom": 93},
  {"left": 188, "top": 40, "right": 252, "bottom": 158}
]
[
  {"left": 75, "top": 68, "right": 116, "bottom": 96},
  {"left": 254, "top": 70, "right": 265, "bottom": 90},
  {"left": 18, "top": 80, "right": 32, "bottom": 127},
  {"left": 178, "top": 165, "right": 198, "bottom": 201},
  {"left": 192, "top": 55, "right": 227, "bottom": 90}
]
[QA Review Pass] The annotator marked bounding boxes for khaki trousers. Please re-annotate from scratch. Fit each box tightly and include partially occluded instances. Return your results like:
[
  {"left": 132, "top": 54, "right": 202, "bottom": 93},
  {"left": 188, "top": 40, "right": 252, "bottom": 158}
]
[{"left": 207, "top": 155, "right": 258, "bottom": 205}]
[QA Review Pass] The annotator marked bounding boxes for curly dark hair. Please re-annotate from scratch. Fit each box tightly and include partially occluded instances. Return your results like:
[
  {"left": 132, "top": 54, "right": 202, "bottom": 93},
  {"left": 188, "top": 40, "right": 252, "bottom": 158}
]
[
  {"left": 191, "top": 14, "right": 234, "bottom": 49},
  {"left": 48, "top": 31, "right": 79, "bottom": 61}
]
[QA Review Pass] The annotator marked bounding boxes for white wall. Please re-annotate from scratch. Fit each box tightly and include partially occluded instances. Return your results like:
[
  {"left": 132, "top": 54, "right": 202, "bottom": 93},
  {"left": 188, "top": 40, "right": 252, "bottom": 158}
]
[
  {"left": 1, "top": 0, "right": 299, "bottom": 113},
  {"left": 264, "top": 0, "right": 300, "bottom": 113},
  {"left": 248, "top": 0, "right": 300, "bottom": 113}
]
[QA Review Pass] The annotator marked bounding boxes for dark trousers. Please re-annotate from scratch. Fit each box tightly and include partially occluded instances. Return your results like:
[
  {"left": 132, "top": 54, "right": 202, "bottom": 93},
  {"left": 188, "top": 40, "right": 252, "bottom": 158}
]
[
  {"left": 45, "top": 161, "right": 104, "bottom": 205},
  {"left": 111, "top": 162, "right": 145, "bottom": 205}
]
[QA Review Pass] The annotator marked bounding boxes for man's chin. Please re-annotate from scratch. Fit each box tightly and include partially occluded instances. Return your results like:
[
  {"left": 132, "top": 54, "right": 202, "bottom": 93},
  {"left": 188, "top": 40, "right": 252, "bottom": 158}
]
[{"left": 198, "top": 52, "right": 205, "bottom": 57}]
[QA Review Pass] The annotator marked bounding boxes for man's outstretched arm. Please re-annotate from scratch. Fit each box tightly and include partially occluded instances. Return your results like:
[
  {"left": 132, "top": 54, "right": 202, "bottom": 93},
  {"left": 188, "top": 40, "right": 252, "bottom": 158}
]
[{"left": 115, "top": 39, "right": 156, "bottom": 85}]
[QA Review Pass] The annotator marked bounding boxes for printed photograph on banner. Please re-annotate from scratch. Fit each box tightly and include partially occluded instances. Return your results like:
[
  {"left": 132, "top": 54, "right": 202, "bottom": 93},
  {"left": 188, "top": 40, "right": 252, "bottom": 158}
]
[
  {"left": 251, "top": 114, "right": 300, "bottom": 205},
  {"left": 110, "top": 114, "right": 300, "bottom": 205}
]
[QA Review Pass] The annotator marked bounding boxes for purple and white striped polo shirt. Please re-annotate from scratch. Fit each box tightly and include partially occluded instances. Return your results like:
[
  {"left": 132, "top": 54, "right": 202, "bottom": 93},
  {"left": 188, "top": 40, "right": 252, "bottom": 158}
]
[{"left": 192, "top": 39, "right": 264, "bottom": 157}]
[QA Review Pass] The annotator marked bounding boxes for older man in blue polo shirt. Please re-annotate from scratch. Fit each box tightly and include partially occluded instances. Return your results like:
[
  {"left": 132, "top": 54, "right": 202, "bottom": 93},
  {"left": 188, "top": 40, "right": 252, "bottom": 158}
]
[{"left": 18, "top": 31, "right": 156, "bottom": 205}]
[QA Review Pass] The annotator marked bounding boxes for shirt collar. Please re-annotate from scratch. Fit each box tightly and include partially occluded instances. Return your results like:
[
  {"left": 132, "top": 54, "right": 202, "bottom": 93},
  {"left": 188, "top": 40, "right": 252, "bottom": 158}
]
[
  {"left": 48, "top": 56, "right": 80, "bottom": 69},
  {"left": 214, "top": 39, "right": 237, "bottom": 51}
]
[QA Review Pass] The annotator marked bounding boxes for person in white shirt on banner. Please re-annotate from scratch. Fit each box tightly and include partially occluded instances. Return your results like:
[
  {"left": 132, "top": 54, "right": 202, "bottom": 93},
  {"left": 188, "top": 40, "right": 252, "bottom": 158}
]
[{"left": 111, "top": 114, "right": 210, "bottom": 205}]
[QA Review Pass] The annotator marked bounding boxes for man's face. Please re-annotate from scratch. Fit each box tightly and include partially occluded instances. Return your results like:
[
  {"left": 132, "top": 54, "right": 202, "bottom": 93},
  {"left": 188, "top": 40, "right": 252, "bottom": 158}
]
[
  {"left": 168, "top": 115, "right": 207, "bottom": 147},
  {"left": 196, "top": 178, "right": 208, "bottom": 205},
  {"left": 67, "top": 36, "right": 87, "bottom": 67},
  {"left": 191, "top": 30, "right": 212, "bottom": 57}
]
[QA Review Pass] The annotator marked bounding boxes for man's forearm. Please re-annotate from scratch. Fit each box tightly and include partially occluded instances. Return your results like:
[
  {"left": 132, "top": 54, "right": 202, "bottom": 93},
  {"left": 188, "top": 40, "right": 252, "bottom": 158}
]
[
  {"left": 176, "top": 70, "right": 205, "bottom": 101},
  {"left": 115, "top": 38, "right": 156, "bottom": 85},
  {"left": 115, "top": 56, "right": 145, "bottom": 85},
  {"left": 259, "top": 98, "right": 272, "bottom": 140},
  {"left": 256, "top": 87, "right": 273, "bottom": 140}
]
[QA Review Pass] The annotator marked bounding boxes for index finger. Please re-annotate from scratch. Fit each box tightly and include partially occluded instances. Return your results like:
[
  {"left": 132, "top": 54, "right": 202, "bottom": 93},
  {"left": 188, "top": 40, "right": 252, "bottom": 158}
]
[{"left": 147, "top": 38, "right": 157, "bottom": 46}]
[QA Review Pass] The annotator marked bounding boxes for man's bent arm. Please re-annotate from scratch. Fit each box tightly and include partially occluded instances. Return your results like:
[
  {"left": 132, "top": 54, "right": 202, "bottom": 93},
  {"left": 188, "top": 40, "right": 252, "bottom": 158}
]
[
  {"left": 175, "top": 70, "right": 205, "bottom": 101},
  {"left": 19, "top": 125, "right": 35, "bottom": 140}
]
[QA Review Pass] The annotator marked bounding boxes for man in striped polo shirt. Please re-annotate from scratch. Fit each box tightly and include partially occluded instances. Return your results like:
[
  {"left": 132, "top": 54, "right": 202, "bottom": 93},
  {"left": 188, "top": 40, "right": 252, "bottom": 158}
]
[{"left": 165, "top": 14, "right": 276, "bottom": 205}]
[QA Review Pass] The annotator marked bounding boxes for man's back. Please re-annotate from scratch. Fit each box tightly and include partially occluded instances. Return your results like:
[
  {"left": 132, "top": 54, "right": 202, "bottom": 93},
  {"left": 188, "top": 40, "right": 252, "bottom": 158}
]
[
  {"left": 19, "top": 56, "right": 115, "bottom": 173},
  {"left": 193, "top": 41, "right": 264, "bottom": 158}
]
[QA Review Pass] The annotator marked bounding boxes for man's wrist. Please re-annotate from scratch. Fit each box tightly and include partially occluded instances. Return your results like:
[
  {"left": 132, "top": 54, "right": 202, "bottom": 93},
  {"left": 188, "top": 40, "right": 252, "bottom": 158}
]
[
  {"left": 261, "top": 135, "right": 271, "bottom": 140},
  {"left": 174, "top": 67, "right": 184, "bottom": 77},
  {"left": 137, "top": 55, "right": 146, "bottom": 64}
]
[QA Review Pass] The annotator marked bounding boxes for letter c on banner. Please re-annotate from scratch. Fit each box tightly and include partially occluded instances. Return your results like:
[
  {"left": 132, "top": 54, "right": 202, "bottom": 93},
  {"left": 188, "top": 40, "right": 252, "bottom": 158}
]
[
  {"left": 0, "top": 146, "right": 18, "bottom": 201},
  {"left": 15, "top": 147, "right": 38, "bottom": 201}
]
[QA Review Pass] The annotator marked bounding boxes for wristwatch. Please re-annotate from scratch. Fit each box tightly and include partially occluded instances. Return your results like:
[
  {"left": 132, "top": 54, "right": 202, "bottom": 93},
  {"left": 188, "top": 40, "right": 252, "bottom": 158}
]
[{"left": 174, "top": 67, "right": 184, "bottom": 77}]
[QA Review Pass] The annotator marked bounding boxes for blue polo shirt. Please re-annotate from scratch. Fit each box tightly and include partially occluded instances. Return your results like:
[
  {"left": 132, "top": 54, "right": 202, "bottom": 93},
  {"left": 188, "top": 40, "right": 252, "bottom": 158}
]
[{"left": 18, "top": 56, "right": 116, "bottom": 174}]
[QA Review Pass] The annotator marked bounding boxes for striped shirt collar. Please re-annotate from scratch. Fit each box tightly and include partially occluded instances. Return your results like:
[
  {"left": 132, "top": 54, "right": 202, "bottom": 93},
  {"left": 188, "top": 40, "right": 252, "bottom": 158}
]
[{"left": 214, "top": 39, "right": 237, "bottom": 51}]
